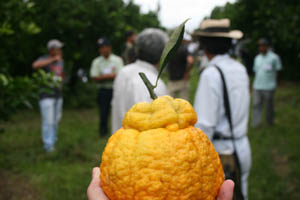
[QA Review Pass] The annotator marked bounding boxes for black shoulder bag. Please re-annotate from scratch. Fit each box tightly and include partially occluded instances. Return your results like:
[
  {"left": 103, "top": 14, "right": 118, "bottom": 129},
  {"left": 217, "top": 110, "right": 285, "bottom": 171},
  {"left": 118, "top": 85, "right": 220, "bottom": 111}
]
[{"left": 214, "top": 65, "right": 244, "bottom": 200}]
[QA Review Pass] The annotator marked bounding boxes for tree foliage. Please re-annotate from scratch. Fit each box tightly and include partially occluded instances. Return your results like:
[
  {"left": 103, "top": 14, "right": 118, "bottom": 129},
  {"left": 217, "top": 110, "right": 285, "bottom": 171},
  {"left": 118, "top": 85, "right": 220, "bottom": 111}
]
[
  {"left": 0, "top": 0, "right": 161, "bottom": 77},
  {"left": 0, "top": 70, "right": 59, "bottom": 121},
  {"left": 210, "top": 0, "right": 300, "bottom": 80},
  {"left": 0, "top": 0, "right": 161, "bottom": 119}
]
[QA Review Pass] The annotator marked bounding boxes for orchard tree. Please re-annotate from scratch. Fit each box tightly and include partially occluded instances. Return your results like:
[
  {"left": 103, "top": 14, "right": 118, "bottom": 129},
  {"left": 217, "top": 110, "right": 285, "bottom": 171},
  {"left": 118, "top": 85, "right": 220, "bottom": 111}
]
[
  {"left": 0, "top": 0, "right": 161, "bottom": 77},
  {"left": 211, "top": 0, "right": 300, "bottom": 80}
]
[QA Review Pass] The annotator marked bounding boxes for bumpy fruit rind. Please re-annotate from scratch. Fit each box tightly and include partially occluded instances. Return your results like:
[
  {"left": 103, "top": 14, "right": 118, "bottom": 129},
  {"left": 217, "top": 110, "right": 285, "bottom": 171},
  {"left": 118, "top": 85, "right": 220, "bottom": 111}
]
[{"left": 100, "top": 96, "right": 224, "bottom": 200}]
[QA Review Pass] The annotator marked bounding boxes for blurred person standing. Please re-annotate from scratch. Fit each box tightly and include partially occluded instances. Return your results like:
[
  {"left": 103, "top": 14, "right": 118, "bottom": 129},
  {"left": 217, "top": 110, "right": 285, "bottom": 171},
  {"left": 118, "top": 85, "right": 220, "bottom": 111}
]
[
  {"left": 197, "top": 49, "right": 210, "bottom": 72},
  {"left": 32, "top": 39, "right": 64, "bottom": 152},
  {"left": 234, "top": 37, "right": 253, "bottom": 76},
  {"left": 193, "top": 19, "right": 251, "bottom": 200},
  {"left": 122, "top": 31, "right": 137, "bottom": 65},
  {"left": 111, "top": 28, "right": 168, "bottom": 134},
  {"left": 252, "top": 38, "right": 282, "bottom": 128},
  {"left": 167, "top": 33, "right": 194, "bottom": 100},
  {"left": 90, "top": 37, "right": 123, "bottom": 137}
]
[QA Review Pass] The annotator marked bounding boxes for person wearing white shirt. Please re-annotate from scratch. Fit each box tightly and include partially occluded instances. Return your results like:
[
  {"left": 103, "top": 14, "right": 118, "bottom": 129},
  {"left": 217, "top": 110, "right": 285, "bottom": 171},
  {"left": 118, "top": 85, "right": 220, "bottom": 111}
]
[
  {"left": 193, "top": 19, "right": 251, "bottom": 200},
  {"left": 111, "top": 28, "right": 169, "bottom": 134}
]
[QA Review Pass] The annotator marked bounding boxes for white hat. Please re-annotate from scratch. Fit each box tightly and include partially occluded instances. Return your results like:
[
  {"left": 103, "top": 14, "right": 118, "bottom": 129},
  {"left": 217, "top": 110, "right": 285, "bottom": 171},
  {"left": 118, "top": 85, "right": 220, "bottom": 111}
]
[
  {"left": 193, "top": 18, "right": 243, "bottom": 39},
  {"left": 47, "top": 39, "right": 64, "bottom": 50}
]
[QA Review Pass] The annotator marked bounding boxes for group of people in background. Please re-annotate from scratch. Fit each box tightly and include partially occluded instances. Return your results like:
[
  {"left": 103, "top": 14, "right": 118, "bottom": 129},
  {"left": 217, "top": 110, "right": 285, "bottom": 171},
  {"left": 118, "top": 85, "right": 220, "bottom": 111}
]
[{"left": 32, "top": 18, "right": 282, "bottom": 200}]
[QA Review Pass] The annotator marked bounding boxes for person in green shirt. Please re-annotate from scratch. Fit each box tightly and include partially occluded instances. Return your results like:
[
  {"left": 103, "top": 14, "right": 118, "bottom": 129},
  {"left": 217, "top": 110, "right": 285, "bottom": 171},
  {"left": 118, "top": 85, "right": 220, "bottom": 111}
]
[
  {"left": 252, "top": 38, "right": 282, "bottom": 127},
  {"left": 90, "top": 37, "right": 123, "bottom": 137}
]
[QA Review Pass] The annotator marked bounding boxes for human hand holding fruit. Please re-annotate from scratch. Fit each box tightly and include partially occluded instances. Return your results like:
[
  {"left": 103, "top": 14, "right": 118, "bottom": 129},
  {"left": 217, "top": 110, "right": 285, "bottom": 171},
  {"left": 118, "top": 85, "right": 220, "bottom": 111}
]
[
  {"left": 87, "top": 167, "right": 109, "bottom": 200},
  {"left": 99, "top": 95, "right": 224, "bottom": 199},
  {"left": 87, "top": 167, "right": 233, "bottom": 200}
]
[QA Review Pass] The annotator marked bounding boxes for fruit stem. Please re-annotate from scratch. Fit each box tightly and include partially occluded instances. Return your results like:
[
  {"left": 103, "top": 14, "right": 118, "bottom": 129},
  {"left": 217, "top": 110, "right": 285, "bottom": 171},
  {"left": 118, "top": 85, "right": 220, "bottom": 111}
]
[{"left": 139, "top": 72, "right": 157, "bottom": 100}]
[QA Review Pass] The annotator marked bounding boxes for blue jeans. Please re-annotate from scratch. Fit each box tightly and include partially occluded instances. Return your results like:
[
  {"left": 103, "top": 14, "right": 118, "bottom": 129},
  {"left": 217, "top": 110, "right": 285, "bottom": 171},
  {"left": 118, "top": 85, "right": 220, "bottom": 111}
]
[{"left": 39, "top": 98, "right": 63, "bottom": 151}]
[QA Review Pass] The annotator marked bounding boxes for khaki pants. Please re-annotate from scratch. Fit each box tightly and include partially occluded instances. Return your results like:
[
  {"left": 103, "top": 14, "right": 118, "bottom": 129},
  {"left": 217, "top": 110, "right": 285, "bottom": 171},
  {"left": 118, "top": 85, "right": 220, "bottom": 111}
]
[{"left": 168, "top": 80, "right": 189, "bottom": 100}]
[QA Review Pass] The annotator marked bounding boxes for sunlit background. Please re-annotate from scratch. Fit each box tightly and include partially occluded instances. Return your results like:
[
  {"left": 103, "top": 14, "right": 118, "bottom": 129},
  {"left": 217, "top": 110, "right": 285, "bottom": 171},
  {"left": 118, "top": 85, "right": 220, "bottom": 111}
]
[{"left": 125, "top": 0, "right": 236, "bottom": 31}]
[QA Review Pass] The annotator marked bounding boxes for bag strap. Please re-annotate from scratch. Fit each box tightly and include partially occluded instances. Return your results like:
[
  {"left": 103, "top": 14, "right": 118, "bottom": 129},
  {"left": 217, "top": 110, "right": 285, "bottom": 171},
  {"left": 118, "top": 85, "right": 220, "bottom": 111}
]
[
  {"left": 214, "top": 64, "right": 244, "bottom": 200},
  {"left": 214, "top": 65, "right": 237, "bottom": 151}
]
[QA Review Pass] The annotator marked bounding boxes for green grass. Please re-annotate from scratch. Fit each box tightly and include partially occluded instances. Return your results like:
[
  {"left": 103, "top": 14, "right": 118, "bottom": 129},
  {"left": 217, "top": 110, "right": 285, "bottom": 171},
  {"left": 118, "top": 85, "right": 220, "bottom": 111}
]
[
  {"left": 0, "top": 73, "right": 299, "bottom": 199},
  {"left": 247, "top": 82, "right": 300, "bottom": 200},
  {"left": 0, "top": 109, "right": 107, "bottom": 200}
]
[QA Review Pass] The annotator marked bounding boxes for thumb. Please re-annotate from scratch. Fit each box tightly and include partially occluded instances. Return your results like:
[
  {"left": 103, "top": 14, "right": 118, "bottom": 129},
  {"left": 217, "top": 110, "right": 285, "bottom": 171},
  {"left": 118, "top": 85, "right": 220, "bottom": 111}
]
[
  {"left": 217, "top": 180, "right": 235, "bottom": 200},
  {"left": 91, "top": 167, "right": 101, "bottom": 183},
  {"left": 87, "top": 167, "right": 109, "bottom": 200}
]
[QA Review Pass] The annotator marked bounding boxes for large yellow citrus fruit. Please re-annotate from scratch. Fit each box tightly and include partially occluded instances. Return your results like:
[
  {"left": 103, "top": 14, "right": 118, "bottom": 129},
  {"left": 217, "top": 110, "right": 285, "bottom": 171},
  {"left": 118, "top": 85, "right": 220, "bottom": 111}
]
[{"left": 100, "top": 96, "right": 224, "bottom": 200}]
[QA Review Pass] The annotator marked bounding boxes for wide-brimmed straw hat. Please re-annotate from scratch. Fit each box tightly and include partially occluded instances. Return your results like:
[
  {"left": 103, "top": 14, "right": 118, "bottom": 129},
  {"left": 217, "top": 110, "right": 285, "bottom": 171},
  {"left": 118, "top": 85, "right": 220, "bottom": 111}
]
[{"left": 193, "top": 18, "right": 243, "bottom": 39}]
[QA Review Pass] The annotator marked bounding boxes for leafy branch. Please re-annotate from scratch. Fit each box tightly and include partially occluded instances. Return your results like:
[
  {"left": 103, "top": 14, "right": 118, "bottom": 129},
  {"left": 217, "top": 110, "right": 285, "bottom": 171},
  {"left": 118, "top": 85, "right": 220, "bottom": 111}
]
[{"left": 139, "top": 19, "right": 189, "bottom": 100}]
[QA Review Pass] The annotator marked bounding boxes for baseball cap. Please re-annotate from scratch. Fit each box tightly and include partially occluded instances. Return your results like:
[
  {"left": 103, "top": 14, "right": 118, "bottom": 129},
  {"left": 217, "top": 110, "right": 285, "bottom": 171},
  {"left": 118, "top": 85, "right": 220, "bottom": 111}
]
[
  {"left": 258, "top": 38, "right": 269, "bottom": 46},
  {"left": 125, "top": 31, "right": 135, "bottom": 38},
  {"left": 97, "top": 37, "right": 111, "bottom": 48},
  {"left": 47, "top": 39, "right": 64, "bottom": 50}
]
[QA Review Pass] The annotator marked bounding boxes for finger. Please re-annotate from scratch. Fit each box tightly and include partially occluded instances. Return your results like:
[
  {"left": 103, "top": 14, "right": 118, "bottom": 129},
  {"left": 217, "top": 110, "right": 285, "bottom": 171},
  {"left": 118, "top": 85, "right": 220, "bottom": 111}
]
[
  {"left": 87, "top": 167, "right": 109, "bottom": 200},
  {"left": 91, "top": 167, "right": 101, "bottom": 185},
  {"left": 92, "top": 167, "right": 101, "bottom": 179},
  {"left": 87, "top": 167, "right": 101, "bottom": 198},
  {"left": 217, "top": 179, "right": 235, "bottom": 200}
]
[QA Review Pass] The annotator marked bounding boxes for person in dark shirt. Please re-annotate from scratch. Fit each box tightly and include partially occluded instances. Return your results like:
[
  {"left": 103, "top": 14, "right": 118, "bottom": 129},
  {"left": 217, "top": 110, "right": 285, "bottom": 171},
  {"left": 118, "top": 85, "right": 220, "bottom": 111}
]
[
  {"left": 167, "top": 35, "right": 194, "bottom": 100},
  {"left": 121, "top": 31, "right": 137, "bottom": 65},
  {"left": 32, "top": 39, "right": 64, "bottom": 152}
]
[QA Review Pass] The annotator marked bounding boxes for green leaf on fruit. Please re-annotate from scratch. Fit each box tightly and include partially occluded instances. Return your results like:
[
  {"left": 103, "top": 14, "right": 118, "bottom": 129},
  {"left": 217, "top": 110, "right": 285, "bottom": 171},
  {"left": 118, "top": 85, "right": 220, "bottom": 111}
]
[
  {"left": 139, "top": 19, "right": 189, "bottom": 100},
  {"left": 155, "top": 19, "right": 189, "bottom": 87}
]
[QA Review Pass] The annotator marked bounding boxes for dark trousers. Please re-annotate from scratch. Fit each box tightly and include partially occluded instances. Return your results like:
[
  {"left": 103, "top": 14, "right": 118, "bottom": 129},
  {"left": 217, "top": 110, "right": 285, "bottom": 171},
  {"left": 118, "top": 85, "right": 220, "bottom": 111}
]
[
  {"left": 98, "top": 88, "right": 113, "bottom": 136},
  {"left": 252, "top": 89, "right": 275, "bottom": 127}
]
